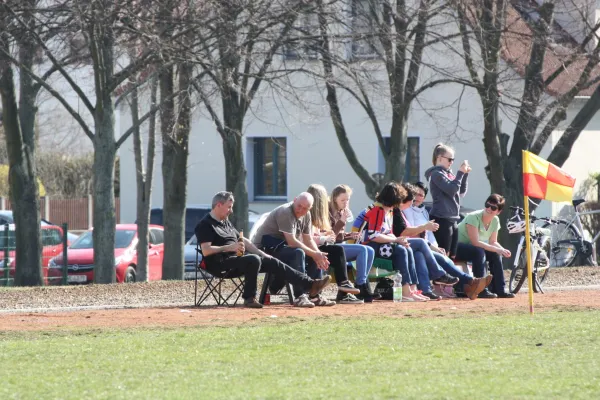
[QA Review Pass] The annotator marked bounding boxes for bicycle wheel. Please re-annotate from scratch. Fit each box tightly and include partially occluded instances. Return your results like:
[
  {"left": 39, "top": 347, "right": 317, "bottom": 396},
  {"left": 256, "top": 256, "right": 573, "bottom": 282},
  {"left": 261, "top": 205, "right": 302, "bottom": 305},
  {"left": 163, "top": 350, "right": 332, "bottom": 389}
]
[
  {"left": 509, "top": 251, "right": 527, "bottom": 294},
  {"left": 542, "top": 220, "right": 580, "bottom": 268},
  {"left": 537, "top": 240, "right": 551, "bottom": 284}
]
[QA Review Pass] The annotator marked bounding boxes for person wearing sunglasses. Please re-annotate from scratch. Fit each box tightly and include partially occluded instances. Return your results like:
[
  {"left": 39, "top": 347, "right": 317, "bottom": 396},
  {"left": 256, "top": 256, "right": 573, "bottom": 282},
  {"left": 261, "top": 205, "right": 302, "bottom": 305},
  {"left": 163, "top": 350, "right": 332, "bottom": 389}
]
[
  {"left": 424, "top": 143, "right": 471, "bottom": 260},
  {"left": 455, "top": 194, "right": 515, "bottom": 299}
]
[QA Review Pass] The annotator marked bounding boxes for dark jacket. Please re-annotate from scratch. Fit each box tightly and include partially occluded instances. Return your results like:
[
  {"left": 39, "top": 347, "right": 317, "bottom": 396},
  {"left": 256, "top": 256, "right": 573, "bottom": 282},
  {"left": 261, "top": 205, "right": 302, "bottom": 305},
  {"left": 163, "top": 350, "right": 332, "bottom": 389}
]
[{"left": 424, "top": 165, "right": 468, "bottom": 221}]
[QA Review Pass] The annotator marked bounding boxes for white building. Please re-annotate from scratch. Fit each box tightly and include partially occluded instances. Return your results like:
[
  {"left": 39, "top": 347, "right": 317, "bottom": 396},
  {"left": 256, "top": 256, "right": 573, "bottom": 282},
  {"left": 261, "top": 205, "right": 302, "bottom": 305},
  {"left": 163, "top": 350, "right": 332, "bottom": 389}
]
[{"left": 117, "top": 1, "right": 600, "bottom": 223}]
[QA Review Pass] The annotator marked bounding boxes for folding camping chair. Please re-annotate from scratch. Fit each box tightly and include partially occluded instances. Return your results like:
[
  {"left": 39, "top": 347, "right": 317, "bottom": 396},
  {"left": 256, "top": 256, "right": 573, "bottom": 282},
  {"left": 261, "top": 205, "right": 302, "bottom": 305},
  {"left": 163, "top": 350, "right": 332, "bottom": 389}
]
[{"left": 193, "top": 244, "right": 246, "bottom": 307}]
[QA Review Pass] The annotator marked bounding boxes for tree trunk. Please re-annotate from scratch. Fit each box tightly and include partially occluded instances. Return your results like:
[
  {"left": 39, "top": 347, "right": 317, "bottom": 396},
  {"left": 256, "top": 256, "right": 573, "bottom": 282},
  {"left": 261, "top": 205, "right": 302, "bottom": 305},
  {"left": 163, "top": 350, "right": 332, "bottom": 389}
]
[
  {"left": 222, "top": 130, "right": 248, "bottom": 232},
  {"left": 92, "top": 102, "right": 117, "bottom": 284},
  {"left": 0, "top": 9, "right": 43, "bottom": 286},
  {"left": 132, "top": 79, "right": 157, "bottom": 282},
  {"left": 160, "top": 64, "right": 189, "bottom": 280},
  {"left": 385, "top": 109, "right": 408, "bottom": 183}
]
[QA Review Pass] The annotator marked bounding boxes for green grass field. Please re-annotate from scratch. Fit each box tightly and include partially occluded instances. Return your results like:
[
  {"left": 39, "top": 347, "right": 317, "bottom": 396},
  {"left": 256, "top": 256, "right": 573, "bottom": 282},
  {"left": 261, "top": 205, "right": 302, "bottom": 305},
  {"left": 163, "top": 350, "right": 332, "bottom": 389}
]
[{"left": 1, "top": 310, "right": 599, "bottom": 399}]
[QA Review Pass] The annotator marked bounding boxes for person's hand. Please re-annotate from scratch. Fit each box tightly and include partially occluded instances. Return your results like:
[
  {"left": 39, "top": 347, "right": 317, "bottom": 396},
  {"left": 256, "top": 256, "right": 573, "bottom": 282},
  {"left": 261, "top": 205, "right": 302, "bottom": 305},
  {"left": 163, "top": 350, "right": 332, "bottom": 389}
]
[
  {"left": 459, "top": 160, "right": 472, "bottom": 174},
  {"left": 340, "top": 208, "right": 351, "bottom": 222},
  {"left": 430, "top": 244, "right": 446, "bottom": 255},
  {"left": 232, "top": 241, "right": 245, "bottom": 255},
  {"left": 425, "top": 220, "right": 439, "bottom": 232},
  {"left": 499, "top": 248, "right": 511, "bottom": 258},
  {"left": 395, "top": 236, "right": 409, "bottom": 247},
  {"left": 313, "top": 251, "right": 330, "bottom": 270},
  {"left": 324, "top": 232, "right": 336, "bottom": 245},
  {"left": 345, "top": 231, "right": 359, "bottom": 240}
]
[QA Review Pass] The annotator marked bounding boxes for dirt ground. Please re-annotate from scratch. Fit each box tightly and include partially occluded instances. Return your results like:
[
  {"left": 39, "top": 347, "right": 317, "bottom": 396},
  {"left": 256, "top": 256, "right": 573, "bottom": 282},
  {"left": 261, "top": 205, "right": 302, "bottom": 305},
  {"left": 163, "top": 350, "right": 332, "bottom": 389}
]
[{"left": 1, "top": 289, "right": 599, "bottom": 332}]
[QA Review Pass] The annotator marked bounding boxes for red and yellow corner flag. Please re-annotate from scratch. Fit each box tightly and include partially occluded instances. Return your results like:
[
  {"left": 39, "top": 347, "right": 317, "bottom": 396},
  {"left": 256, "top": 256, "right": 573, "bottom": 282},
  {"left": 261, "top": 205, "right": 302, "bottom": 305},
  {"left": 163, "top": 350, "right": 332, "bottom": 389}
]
[{"left": 523, "top": 151, "right": 576, "bottom": 202}]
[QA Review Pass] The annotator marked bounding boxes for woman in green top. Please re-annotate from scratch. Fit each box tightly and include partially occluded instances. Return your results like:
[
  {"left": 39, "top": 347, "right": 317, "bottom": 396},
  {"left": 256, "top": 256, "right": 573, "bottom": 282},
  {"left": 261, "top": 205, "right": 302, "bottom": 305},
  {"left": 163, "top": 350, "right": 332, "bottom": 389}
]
[{"left": 456, "top": 194, "right": 515, "bottom": 299}]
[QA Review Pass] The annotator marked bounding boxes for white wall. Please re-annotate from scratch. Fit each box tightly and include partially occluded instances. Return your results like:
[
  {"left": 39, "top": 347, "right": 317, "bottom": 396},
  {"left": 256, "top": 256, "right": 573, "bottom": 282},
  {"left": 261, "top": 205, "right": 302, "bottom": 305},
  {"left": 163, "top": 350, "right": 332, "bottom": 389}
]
[{"left": 118, "top": 2, "right": 600, "bottom": 224}]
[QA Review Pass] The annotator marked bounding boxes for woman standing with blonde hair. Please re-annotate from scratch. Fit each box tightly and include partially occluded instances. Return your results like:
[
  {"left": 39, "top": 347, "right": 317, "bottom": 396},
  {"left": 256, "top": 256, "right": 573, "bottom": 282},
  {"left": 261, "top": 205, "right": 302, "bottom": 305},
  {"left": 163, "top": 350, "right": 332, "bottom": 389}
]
[
  {"left": 424, "top": 143, "right": 471, "bottom": 259},
  {"left": 306, "top": 184, "right": 363, "bottom": 304},
  {"left": 329, "top": 184, "right": 379, "bottom": 302}
]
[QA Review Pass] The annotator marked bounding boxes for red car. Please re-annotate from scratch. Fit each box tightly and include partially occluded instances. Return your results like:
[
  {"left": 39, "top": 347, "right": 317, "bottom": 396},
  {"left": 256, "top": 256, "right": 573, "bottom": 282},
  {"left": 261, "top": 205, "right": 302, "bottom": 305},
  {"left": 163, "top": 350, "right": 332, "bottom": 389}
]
[
  {"left": 48, "top": 224, "right": 164, "bottom": 284},
  {"left": 0, "top": 224, "right": 66, "bottom": 285}
]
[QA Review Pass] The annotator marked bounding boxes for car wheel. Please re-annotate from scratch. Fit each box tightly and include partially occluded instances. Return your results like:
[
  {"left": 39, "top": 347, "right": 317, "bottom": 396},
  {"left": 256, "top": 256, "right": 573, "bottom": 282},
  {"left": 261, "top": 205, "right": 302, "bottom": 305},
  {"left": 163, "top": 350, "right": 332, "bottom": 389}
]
[{"left": 125, "top": 266, "right": 136, "bottom": 283}]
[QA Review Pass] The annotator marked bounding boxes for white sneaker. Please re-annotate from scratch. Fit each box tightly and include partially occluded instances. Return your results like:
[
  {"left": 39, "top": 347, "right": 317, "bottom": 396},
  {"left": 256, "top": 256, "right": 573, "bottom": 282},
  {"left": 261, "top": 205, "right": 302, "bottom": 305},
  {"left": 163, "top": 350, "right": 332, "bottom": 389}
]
[
  {"left": 309, "top": 293, "right": 336, "bottom": 306},
  {"left": 294, "top": 294, "right": 315, "bottom": 308}
]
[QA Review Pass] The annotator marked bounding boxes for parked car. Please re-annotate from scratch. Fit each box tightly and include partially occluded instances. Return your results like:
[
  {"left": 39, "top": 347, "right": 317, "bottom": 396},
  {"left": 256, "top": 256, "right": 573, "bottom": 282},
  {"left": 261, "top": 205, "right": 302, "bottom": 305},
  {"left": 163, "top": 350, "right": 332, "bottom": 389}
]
[
  {"left": 0, "top": 224, "right": 66, "bottom": 285},
  {"left": 184, "top": 234, "right": 203, "bottom": 280},
  {"left": 0, "top": 210, "right": 79, "bottom": 243},
  {"left": 47, "top": 224, "right": 165, "bottom": 284},
  {"left": 150, "top": 205, "right": 261, "bottom": 242}
]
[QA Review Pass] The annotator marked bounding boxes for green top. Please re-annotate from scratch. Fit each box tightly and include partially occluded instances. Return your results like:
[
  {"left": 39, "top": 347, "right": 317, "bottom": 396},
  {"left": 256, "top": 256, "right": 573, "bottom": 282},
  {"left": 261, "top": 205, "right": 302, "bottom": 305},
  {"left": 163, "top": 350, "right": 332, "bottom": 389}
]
[{"left": 457, "top": 210, "right": 500, "bottom": 244}]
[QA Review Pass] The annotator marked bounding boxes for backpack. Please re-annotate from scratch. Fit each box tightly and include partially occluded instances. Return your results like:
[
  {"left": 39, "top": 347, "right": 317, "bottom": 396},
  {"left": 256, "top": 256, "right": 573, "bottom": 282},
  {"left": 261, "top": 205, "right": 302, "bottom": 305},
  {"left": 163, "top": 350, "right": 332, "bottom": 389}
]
[{"left": 374, "top": 277, "right": 394, "bottom": 300}]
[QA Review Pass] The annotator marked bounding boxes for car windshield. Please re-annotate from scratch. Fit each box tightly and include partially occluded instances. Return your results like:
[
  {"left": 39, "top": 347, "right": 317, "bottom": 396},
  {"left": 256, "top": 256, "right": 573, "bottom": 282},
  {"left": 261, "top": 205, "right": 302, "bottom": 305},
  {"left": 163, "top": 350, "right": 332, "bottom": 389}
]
[{"left": 70, "top": 230, "right": 136, "bottom": 249}]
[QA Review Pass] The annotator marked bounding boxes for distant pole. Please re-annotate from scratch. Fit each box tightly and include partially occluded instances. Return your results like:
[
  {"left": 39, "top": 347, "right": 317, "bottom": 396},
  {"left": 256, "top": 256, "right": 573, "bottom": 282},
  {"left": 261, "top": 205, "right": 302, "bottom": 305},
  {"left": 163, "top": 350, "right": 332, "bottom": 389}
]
[
  {"left": 88, "top": 194, "right": 93, "bottom": 229},
  {"left": 44, "top": 196, "right": 50, "bottom": 221}
]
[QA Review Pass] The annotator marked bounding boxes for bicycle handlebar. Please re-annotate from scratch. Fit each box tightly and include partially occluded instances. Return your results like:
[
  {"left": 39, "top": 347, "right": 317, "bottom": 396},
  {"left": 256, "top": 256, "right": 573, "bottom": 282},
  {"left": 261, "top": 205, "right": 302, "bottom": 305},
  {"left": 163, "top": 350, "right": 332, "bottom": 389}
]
[{"left": 510, "top": 206, "right": 558, "bottom": 224}]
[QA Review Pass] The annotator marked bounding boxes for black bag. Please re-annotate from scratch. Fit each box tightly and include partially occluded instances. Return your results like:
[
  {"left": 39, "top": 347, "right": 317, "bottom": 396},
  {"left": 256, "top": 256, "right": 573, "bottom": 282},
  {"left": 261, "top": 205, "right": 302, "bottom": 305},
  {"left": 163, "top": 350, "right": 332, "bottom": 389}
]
[{"left": 374, "top": 277, "right": 394, "bottom": 300}]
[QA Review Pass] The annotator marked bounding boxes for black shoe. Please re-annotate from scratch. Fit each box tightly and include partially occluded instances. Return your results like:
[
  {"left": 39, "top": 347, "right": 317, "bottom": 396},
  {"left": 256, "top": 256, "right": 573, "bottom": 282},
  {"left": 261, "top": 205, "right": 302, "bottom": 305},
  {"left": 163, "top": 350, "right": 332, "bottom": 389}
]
[
  {"left": 478, "top": 289, "right": 498, "bottom": 299},
  {"left": 433, "top": 274, "right": 460, "bottom": 286},
  {"left": 244, "top": 297, "right": 264, "bottom": 308},
  {"left": 355, "top": 283, "right": 375, "bottom": 303},
  {"left": 497, "top": 291, "right": 516, "bottom": 298},
  {"left": 421, "top": 291, "right": 441, "bottom": 301}
]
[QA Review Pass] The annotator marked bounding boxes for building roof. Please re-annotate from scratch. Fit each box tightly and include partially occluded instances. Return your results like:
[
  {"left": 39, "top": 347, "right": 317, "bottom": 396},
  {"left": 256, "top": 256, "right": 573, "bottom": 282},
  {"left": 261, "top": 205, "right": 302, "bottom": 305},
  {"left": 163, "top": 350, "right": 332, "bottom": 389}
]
[{"left": 501, "top": 3, "right": 600, "bottom": 97}]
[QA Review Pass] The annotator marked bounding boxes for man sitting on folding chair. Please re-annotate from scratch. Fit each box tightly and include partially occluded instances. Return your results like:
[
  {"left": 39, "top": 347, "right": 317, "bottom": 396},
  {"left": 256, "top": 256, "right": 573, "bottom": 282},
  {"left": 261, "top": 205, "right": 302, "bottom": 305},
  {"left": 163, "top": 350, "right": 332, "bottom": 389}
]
[{"left": 195, "top": 191, "right": 332, "bottom": 308}]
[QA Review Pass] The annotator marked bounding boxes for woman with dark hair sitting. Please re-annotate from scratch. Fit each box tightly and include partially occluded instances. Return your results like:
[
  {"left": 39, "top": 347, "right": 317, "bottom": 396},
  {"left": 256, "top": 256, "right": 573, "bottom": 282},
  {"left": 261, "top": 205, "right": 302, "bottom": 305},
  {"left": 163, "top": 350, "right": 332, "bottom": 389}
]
[
  {"left": 353, "top": 182, "right": 429, "bottom": 302},
  {"left": 456, "top": 194, "right": 515, "bottom": 299}
]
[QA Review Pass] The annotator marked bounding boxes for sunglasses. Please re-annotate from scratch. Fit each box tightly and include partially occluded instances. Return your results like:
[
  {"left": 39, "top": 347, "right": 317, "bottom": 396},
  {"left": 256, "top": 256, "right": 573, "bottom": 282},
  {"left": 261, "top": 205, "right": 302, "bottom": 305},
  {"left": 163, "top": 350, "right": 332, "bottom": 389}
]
[
  {"left": 485, "top": 202, "right": 498, "bottom": 211},
  {"left": 441, "top": 156, "right": 455, "bottom": 162}
]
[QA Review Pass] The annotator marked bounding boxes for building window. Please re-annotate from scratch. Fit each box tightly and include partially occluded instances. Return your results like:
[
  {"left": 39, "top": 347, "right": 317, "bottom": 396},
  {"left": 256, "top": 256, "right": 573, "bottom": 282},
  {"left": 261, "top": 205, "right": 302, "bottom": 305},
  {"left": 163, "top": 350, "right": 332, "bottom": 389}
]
[
  {"left": 378, "top": 137, "right": 420, "bottom": 182},
  {"left": 351, "top": 0, "right": 381, "bottom": 59},
  {"left": 283, "top": 13, "right": 320, "bottom": 60},
  {"left": 252, "top": 138, "right": 287, "bottom": 199}
]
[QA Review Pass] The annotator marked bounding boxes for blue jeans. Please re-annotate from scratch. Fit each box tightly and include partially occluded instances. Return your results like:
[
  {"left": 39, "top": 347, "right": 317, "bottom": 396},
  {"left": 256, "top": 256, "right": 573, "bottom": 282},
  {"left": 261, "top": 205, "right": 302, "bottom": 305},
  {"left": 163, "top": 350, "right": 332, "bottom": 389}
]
[
  {"left": 432, "top": 252, "right": 472, "bottom": 285},
  {"left": 339, "top": 243, "right": 374, "bottom": 285},
  {"left": 366, "top": 242, "right": 418, "bottom": 285},
  {"left": 408, "top": 238, "right": 445, "bottom": 293},
  {"left": 271, "top": 246, "right": 321, "bottom": 296},
  {"left": 456, "top": 242, "right": 506, "bottom": 293}
]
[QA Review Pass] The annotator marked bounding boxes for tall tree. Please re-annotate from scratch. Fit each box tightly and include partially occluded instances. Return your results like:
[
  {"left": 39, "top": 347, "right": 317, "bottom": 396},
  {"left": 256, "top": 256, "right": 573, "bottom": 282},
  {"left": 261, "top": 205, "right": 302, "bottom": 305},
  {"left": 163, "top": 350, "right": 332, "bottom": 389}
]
[
  {"left": 456, "top": 0, "right": 600, "bottom": 253},
  {"left": 193, "top": 0, "right": 308, "bottom": 232},
  {"left": 1, "top": 0, "right": 162, "bottom": 283},
  {"left": 0, "top": 0, "right": 42, "bottom": 285},
  {"left": 130, "top": 78, "right": 158, "bottom": 282},
  {"left": 317, "top": 0, "right": 466, "bottom": 198}
]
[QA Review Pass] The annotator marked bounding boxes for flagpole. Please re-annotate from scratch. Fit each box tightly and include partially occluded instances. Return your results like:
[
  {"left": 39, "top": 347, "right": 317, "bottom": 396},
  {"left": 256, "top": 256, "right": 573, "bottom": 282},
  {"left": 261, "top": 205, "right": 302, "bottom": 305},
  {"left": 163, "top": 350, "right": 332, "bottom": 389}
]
[{"left": 523, "top": 196, "right": 535, "bottom": 315}]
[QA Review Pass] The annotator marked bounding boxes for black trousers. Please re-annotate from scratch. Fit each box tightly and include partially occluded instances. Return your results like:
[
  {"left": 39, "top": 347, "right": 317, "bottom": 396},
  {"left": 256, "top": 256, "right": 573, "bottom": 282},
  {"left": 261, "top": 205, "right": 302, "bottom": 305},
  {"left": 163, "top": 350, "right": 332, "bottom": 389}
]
[
  {"left": 206, "top": 254, "right": 313, "bottom": 299},
  {"left": 315, "top": 244, "right": 349, "bottom": 286},
  {"left": 431, "top": 217, "right": 459, "bottom": 258}
]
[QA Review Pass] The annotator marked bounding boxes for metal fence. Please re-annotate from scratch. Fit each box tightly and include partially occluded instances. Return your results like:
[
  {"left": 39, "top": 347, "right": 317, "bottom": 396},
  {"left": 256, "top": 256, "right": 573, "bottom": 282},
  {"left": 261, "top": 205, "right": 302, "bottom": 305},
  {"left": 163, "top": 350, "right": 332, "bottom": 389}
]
[
  {"left": 0, "top": 223, "right": 72, "bottom": 286},
  {"left": 0, "top": 196, "right": 120, "bottom": 230}
]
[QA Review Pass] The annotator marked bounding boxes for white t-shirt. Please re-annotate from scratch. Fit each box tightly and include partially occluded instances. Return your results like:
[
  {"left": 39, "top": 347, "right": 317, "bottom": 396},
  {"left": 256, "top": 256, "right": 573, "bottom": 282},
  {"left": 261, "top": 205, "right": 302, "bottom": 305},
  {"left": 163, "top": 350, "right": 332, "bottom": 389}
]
[{"left": 403, "top": 205, "right": 437, "bottom": 245}]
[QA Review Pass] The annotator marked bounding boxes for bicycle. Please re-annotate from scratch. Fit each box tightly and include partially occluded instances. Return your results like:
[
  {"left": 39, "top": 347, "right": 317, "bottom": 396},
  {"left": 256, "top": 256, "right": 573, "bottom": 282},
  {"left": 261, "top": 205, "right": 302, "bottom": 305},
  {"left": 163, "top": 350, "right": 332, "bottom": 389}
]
[
  {"left": 542, "top": 199, "right": 597, "bottom": 268},
  {"left": 507, "top": 206, "right": 554, "bottom": 294}
]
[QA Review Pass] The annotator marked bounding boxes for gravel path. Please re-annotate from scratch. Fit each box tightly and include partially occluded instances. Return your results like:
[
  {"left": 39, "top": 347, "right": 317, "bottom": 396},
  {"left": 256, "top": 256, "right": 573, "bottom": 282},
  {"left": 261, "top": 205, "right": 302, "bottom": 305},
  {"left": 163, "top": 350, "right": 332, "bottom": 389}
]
[{"left": 0, "top": 267, "right": 598, "bottom": 313}]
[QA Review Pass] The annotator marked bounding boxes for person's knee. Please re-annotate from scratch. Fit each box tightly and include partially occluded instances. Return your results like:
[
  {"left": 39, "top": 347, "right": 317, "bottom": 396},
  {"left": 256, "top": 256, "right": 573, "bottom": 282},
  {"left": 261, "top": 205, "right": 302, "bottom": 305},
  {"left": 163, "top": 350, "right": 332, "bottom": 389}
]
[
  {"left": 289, "top": 248, "right": 306, "bottom": 268},
  {"left": 474, "top": 247, "right": 486, "bottom": 261},
  {"left": 412, "top": 238, "right": 427, "bottom": 250},
  {"left": 246, "top": 254, "right": 261, "bottom": 272}
]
